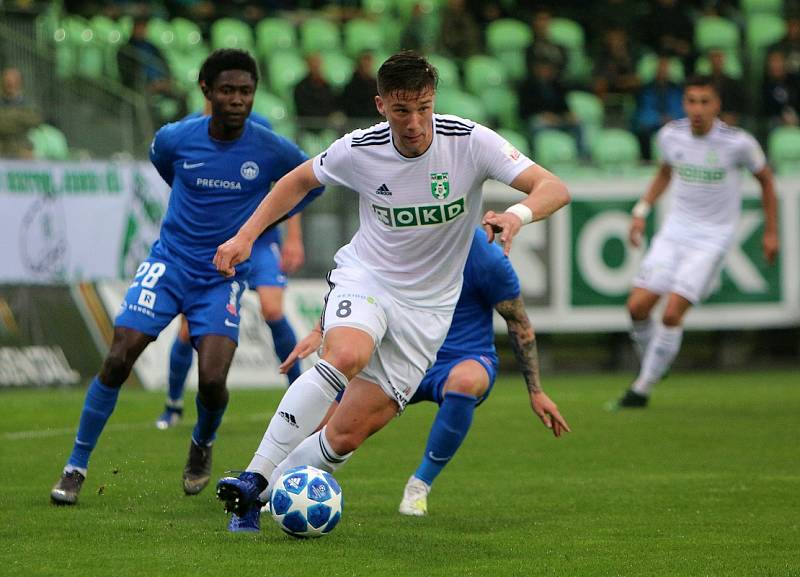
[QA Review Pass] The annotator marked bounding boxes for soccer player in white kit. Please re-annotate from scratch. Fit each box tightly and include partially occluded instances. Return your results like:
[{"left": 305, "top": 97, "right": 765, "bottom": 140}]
[
  {"left": 614, "top": 75, "right": 779, "bottom": 409},
  {"left": 211, "top": 51, "right": 571, "bottom": 530}
]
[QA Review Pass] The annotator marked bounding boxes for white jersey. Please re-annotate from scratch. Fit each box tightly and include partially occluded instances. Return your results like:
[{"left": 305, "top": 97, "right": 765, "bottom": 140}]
[
  {"left": 656, "top": 118, "right": 766, "bottom": 250},
  {"left": 312, "top": 114, "right": 533, "bottom": 311}
]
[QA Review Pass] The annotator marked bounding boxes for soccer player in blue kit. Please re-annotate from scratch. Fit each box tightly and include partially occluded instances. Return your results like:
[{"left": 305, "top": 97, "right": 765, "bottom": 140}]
[
  {"left": 278, "top": 227, "right": 569, "bottom": 520},
  {"left": 156, "top": 96, "right": 307, "bottom": 430},
  {"left": 50, "top": 49, "right": 322, "bottom": 505}
]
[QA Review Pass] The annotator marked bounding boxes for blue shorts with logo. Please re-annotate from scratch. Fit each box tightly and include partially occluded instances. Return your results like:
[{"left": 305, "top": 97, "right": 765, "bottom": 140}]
[
  {"left": 114, "top": 242, "right": 247, "bottom": 344},
  {"left": 409, "top": 353, "right": 499, "bottom": 406},
  {"left": 249, "top": 233, "right": 287, "bottom": 289}
]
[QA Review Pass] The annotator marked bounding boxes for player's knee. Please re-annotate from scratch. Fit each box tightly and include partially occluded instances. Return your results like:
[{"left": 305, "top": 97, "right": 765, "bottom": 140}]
[
  {"left": 661, "top": 310, "right": 685, "bottom": 327},
  {"left": 321, "top": 349, "right": 369, "bottom": 381},
  {"left": 445, "top": 374, "right": 486, "bottom": 398},
  {"left": 99, "top": 351, "right": 133, "bottom": 387},
  {"left": 627, "top": 297, "right": 650, "bottom": 321},
  {"left": 260, "top": 302, "right": 283, "bottom": 322},
  {"left": 197, "top": 376, "right": 229, "bottom": 409}
]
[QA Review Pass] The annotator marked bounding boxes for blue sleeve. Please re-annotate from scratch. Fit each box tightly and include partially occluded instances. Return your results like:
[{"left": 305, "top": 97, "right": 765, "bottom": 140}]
[
  {"left": 149, "top": 123, "right": 178, "bottom": 186},
  {"left": 477, "top": 245, "right": 521, "bottom": 306}
]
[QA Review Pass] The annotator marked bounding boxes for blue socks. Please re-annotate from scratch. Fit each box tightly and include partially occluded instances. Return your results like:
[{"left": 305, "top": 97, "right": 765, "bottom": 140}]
[
  {"left": 67, "top": 377, "right": 121, "bottom": 471},
  {"left": 414, "top": 392, "right": 477, "bottom": 486},
  {"left": 266, "top": 317, "right": 301, "bottom": 384},
  {"left": 192, "top": 396, "right": 227, "bottom": 447},
  {"left": 167, "top": 337, "right": 193, "bottom": 404}
]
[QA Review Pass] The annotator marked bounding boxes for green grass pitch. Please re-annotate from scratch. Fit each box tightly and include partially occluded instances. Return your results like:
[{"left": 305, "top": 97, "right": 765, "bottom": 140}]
[{"left": 1, "top": 370, "right": 798, "bottom": 577}]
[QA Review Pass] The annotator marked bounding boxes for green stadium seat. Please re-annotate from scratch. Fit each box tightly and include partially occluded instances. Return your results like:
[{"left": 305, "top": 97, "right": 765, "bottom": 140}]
[
  {"left": 435, "top": 88, "right": 488, "bottom": 124},
  {"left": 267, "top": 52, "right": 308, "bottom": 100},
  {"left": 485, "top": 18, "right": 532, "bottom": 81},
  {"left": 53, "top": 19, "right": 78, "bottom": 79},
  {"left": 299, "top": 128, "right": 338, "bottom": 157},
  {"left": 548, "top": 17, "right": 584, "bottom": 51},
  {"left": 427, "top": 54, "right": 460, "bottom": 90},
  {"left": 90, "top": 15, "right": 126, "bottom": 80},
  {"left": 344, "top": 18, "right": 385, "bottom": 57},
  {"left": 566, "top": 90, "right": 604, "bottom": 127},
  {"left": 533, "top": 129, "right": 578, "bottom": 169},
  {"left": 591, "top": 128, "right": 640, "bottom": 171},
  {"left": 146, "top": 18, "right": 175, "bottom": 52},
  {"left": 211, "top": 17, "right": 254, "bottom": 51},
  {"left": 167, "top": 50, "right": 207, "bottom": 90},
  {"left": 300, "top": 17, "right": 341, "bottom": 55},
  {"left": 768, "top": 125, "right": 800, "bottom": 174},
  {"left": 479, "top": 85, "right": 519, "bottom": 130},
  {"left": 171, "top": 17, "right": 204, "bottom": 54},
  {"left": 362, "top": 0, "right": 391, "bottom": 17},
  {"left": 28, "top": 124, "right": 69, "bottom": 160},
  {"left": 740, "top": 0, "right": 784, "bottom": 17},
  {"left": 694, "top": 52, "right": 744, "bottom": 79},
  {"left": 321, "top": 52, "right": 354, "bottom": 90},
  {"left": 255, "top": 18, "right": 296, "bottom": 60},
  {"left": 746, "top": 14, "right": 786, "bottom": 80},
  {"left": 694, "top": 16, "right": 740, "bottom": 53},
  {"left": 497, "top": 128, "right": 531, "bottom": 157},
  {"left": 187, "top": 88, "right": 206, "bottom": 113},
  {"left": 636, "top": 53, "right": 685, "bottom": 84},
  {"left": 253, "top": 90, "right": 290, "bottom": 125},
  {"left": 463, "top": 54, "right": 507, "bottom": 96}
]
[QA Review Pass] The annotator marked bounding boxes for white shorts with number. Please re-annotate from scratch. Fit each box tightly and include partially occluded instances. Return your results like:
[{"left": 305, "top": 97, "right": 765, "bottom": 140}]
[
  {"left": 633, "top": 234, "right": 726, "bottom": 304},
  {"left": 321, "top": 264, "right": 452, "bottom": 411}
]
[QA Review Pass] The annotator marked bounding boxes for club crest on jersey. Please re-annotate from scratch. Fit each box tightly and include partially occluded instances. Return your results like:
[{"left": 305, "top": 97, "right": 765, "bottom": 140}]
[
  {"left": 430, "top": 172, "right": 449, "bottom": 200},
  {"left": 240, "top": 161, "right": 259, "bottom": 180}
]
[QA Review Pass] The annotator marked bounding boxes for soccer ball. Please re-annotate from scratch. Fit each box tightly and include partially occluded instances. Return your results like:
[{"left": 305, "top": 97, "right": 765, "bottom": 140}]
[{"left": 269, "top": 465, "right": 343, "bottom": 538}]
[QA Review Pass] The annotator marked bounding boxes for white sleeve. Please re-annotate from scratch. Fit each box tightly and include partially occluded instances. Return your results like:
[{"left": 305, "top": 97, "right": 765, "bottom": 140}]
[
  {"left": 311, "top": 134, "right": 359, "bottom": 191},
  {"left": 738, "top": 131, "right": 767, "bottom": 174},
  {"left": 469, "top": 124, "right": 534, "bottom": 185},
  {"left": 655, "top": 125, "right": 673, "bottom": 165}
]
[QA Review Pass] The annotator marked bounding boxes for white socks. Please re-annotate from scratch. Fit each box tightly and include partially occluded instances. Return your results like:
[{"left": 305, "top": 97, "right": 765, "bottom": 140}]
[
  {"left": 630, "top": 317, "right": 655, "bottom": 360},
  {"left": 247, "top": 360, "right": 346, "bottom": 480},
  {"left": 268, "top": 426, "right": 352, "bottom": 489},
  {"left": 632, "top": 324, "right": 684, "bottom": 395}
]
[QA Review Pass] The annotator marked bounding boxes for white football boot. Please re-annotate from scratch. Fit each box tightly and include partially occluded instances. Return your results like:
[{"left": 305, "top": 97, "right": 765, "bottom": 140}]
[{"left": 398, "top": 475, "right": 431, "bottom": 516}]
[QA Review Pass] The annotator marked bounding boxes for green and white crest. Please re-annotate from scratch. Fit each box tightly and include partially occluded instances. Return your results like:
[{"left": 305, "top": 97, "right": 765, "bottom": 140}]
[{"left": 430, "top": 172, "right": 449, "bottom": 200}]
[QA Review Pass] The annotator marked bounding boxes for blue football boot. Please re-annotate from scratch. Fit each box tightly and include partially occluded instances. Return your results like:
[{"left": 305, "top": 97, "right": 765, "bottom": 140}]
[
  {"left": 227, "top": 500, "right": 265, "bottom": 532},
  {"left": 216, "top": 471, "right": 268, "bottom": 516}
]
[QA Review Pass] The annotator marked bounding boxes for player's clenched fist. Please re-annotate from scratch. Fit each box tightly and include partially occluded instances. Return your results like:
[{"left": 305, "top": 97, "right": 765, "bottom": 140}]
[{"left": 214, "top": 234, "right": 253, "bottom": 278}]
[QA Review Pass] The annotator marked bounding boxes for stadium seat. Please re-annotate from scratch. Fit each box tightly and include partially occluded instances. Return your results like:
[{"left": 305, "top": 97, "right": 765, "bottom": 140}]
[
  {"left": 187, "top": 88, "right": 206, "bottom": 113},
  {"left": 485, "top": 18, "right": 532, "bottom": 81},
  {"left": 427, "top": 54, "right": 460, "bottom": 90},
  {"left": 253, "top": 90, "right": 290, "bottom": 125},
  {"left": 464, "top": 55, "right": 506, "bottom": 96},
  {"left": 28, "top": 124, "right": 69, "bottom": 160},
  {"left": 90, "top": 15, "right": 126, "bottom": 80},
  {"left": 497, "top": 128, "right": 531, "bottom": 157},
  {"left": 566, "top": 91, "right": 604, "bottom": 128},
  {"left": 694, "top": 16, "right": 740, "bottom": 54},
  {"left": 146, "top": 18, "right": 175, "bottom": 52},
  {"left": 636, "top": 53, "right": 685, "bottom": 84},
  {"left": 740, "top": 0, "right": 784, "bottom": 17},
  {"left": 344, "top": 18, "right": 385, "bottom": 57},
  {"left": 299, "top": 128, "right": 338, "bottom": 157},
  {"left": 300, "top": 17, "right": 341, "bottom": 55},
  {"left": 479, "top": 85, "right": 520, "bottom": 130},
  {"left": 256, "top": 18, "right": 296, "bottom": 61},
  {"left": 395, "top": 0, "right": 439, "bottom": 20},
  {"left": 768, "top": 125, "right": 800, "bottom": 174},
  {"left": 171, "top": 18, "right": 203, "bottom": 54},
  {"left": 548, "top": 17, "right": 584, "bottom": 51},
  {"left": 694, "top": 52, "right": 744, "bottom": 79},
  {"left": 168, "top": 50, "right": 208, "bottom": 90},
  {"left": 53, "top": 19, "right": 79, "bottom": 78},
  {"left": 435, "top": 88, "right": 489, "bottom": 124},
  {"left": 533, "top": 129, "right": 578, "bottom": 169},
  {"left": 590, "top": 128, "right": 640, "bottom": 171},
  {"left": 746, "top": 14, "right": 786, "bottom": 80},
  {"left": 267, "top": 51, "right": 308, "bottom": 100},
  {"left": 211, "top": 17, "right": 254, "bottom": 51},
  {"left": 321, "top": 52, "right": 354, "bottom": 90},
  {"left": 362, "top": 0, "right": 391, "bottom": 17}
]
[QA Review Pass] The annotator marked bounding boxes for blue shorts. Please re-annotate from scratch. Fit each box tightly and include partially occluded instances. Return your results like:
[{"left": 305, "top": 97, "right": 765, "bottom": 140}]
[
  {"left": 249, "top": 238, "right": 287, "bottom": 288},
  {"left": 114, "top": 243, "right": 247, "bottom": 344},
  {"left": 409, "top": 353, "right": 499, "bottom": 406}
]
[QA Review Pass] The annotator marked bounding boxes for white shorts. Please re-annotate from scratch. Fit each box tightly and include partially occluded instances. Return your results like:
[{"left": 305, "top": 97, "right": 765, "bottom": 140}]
[
  {"left": 633, "top": 234, "right": 726, "bottom": 304},
  {"left": 321, "top": 264, "right": 452, "bottom": 411}
]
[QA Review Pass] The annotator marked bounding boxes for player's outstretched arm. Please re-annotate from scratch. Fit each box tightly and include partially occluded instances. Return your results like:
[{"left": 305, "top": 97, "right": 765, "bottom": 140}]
[
  {"left": 214, "top": 160, "right": 321, "bottom": 277},
  {"left": 630, "top": 162, "right": 672, "bottom": 247},
  {"left": 279, "top": 323, "right": 323, "bottom": 374},
  {"left": 753, "top": 165, "right": 780, "bottom": 264},
  {"left": 482, "top": 163, "right": 570, "bottom": 256},
  {"left": 494, "top": 295, "right": 570, "bottom": 438}
]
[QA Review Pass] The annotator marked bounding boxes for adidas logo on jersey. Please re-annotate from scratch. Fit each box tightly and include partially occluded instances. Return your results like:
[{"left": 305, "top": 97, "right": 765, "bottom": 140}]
[{"left": 375, "top": 183, "right": 392, "bottom": 196}]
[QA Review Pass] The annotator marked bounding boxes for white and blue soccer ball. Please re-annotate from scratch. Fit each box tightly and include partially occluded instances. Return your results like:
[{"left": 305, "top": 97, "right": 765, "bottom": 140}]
[{"left": 269, "top": 465, "right": 343, "bottom": 538}]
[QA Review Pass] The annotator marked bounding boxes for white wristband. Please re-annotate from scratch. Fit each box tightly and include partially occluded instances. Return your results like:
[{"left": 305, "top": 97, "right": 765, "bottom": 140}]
[
  {"left": 631, "top": 199, "right": 651, "bottom": 219},
  {"left": 505, "top": 203, "right": 533, "bottom": 225}
]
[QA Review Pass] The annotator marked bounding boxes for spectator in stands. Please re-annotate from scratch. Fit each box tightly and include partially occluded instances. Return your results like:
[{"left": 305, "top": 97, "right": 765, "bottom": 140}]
[
  {"left": 117, "top": 16, "right": 186, "bottom": 125},
  {"left": 706, "top": 48, "right": 746, "bottom": 126},
  {"left": 769, "top": 14, "right": 800, "bottom": 76},
  {"left": 631, "top": 55, "right": 685, "bottom": 160},
  {"left": 294, "top": 52, "right": 341, "bottom": 133},
  {"left": 341, "top": 52, "right": 380, "bottom": 124},
  {"left": 525, "top": 8, "right": 567, "bottom": 80},
  {"left": 436, "top": 0, "right": 482, "bottom": 61},
  {"left": 592, "top": 27, "right": 641, "bottom": 122},
  {"left": 0, "top": 67, "right": 41, "bottom": 159},
  {"left": 588, "top": 0, "right": 641, "bottom": 57},
  {"left": 518, "top": 59, "right": 587, "bottom": 159},
  {"left": 465, "top": 0, "right": 508, "bottom": 28},
  {"left": 761, "top": 49, "right": 800, "bottom": 130},
  {"left": 638, "top": 0, "right": 695, "bottom": 71}
]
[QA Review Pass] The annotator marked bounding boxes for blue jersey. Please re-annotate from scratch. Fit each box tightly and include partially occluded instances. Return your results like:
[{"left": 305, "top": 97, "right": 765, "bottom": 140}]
[
  {"left": 436, "top": 228, "right": 521, "bottom": 361},
  {"left": 150, "top": 115, "right": 321, "bottom": 278}
]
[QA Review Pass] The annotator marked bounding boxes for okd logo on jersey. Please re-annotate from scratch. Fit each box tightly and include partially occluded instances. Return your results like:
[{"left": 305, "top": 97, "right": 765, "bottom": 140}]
[{"left": 372, "top": 197, "right": 466, "bottom": 228}]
